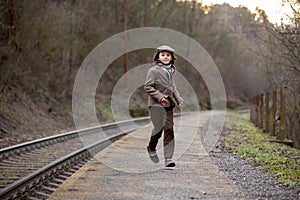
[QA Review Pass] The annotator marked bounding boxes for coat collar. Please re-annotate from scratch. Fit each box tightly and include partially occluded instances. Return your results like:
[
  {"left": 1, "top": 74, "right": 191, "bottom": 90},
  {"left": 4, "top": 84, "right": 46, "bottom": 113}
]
[
  {"left": 154, "top": 61, "right": 175, "bottom": 71},
  {"left": 155, "top": 61, "right": 173, "bottom": 67},
  {"left": 153, "top": 62, "right": 175, "bottom": 83}
]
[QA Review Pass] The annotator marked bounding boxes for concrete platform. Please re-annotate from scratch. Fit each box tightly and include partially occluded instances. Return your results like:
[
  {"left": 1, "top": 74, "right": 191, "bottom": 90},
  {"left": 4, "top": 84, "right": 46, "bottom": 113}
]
[{"left": 48, "top": 112, "right": 246, "bottom": 200}]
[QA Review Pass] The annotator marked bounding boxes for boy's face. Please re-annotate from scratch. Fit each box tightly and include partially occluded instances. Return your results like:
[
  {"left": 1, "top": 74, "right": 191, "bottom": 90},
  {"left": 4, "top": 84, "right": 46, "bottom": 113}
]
[{"left": 158, "top": 51, "right": 172, "bottom": 65}]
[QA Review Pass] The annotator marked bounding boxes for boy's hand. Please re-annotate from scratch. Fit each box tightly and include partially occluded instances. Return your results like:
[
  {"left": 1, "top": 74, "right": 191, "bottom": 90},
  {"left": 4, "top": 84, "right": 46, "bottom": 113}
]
[
  {"left": 179, "top": 100, "right": 184, "bottom": 106},
  {"left": 160, "top": 96, "right": 169, "bottom": 106}
]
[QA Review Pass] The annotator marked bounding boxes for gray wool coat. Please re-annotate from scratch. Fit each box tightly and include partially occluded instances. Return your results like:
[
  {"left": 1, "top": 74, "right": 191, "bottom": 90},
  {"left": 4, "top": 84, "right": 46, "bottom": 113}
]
[{"left": 144, "top": 64, "right": 183, "bottom": 107}]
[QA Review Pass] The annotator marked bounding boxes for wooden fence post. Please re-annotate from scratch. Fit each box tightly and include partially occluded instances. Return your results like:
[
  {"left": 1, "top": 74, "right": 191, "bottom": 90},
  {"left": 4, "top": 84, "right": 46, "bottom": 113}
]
[
  {"left": 265, "top": 92, "right": 270, "bottom": 133},
  {"left": 295, "top": 93, "right": 300, "bottom": 149},
  {"left": 254, "top": 95, "right": 259, "bottom": 126},
  {"left": 271, "top": 90, "right": 277, "bottom": 136},
  {"left": 278, "top": 86, "right": 285, "bottom": 140},
  {"left": 250, "top": 96, "right": 254, "bottom": 123},
  {"left": 259, "top": 93, "right": 264, "bottom": 129}
]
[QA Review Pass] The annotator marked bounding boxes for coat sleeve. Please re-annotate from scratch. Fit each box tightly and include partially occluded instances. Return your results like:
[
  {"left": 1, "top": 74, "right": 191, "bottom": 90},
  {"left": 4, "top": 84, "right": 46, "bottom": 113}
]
[{"left": 144, "top": 68, "right": 165, "bottom": 103}]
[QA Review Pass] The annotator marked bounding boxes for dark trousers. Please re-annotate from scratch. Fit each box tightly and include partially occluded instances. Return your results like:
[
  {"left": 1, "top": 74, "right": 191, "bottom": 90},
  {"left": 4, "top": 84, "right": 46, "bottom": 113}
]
[{"left": 148, "top": 105, "right": 174, "bottom": 160}]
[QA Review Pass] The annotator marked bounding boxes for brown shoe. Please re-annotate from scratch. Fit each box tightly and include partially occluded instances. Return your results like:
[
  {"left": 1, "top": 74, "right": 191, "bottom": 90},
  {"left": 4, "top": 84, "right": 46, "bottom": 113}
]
[
  {"left": 147, "top": 146, "right": 159, "bottom": 163},
  {"left": 165, "top": 159, "right": 176, "bottom": 167}
]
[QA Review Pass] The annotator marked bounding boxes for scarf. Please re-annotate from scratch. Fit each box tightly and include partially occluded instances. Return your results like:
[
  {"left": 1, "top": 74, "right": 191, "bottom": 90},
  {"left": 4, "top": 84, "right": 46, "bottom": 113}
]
[{"left": 156, "top": 61, "right": 175, "bottom": 81}]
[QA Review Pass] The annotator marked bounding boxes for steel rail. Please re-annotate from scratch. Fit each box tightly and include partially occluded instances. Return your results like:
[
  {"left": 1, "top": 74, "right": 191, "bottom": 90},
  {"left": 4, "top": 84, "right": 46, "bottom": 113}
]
[
  {"left": 0, "top": 131, "right": 127, "bottom": 199},
  {"left": 0, "top": 117, "right": 150, "bottom": 160},
  {"left": 0, "top": 117, "right": 150, "bottom": 199}
]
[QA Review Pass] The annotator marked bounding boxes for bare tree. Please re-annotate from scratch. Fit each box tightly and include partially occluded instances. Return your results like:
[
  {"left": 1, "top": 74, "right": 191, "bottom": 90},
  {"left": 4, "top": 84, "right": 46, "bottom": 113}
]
[{"left": 255, "top": 0, "right": 300, "bottom": 147}]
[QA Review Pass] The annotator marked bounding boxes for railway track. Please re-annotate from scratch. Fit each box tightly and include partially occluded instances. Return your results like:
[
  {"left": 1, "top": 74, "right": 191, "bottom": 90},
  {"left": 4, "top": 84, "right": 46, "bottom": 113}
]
[{"left": 0, "top": 117, "right": 150, "bottom": 200}]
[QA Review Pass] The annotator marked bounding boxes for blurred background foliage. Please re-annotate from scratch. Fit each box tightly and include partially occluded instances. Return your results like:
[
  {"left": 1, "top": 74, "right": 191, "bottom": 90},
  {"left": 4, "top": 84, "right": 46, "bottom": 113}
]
[{"left": 0, "top": 0, "right": 299, "bottom": 146}]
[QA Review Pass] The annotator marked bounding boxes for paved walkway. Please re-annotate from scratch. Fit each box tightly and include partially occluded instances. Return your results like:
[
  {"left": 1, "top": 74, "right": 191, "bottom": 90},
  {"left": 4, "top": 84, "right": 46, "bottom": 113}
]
[{"left": 48, "top": 112, "right": 246, "bottom": 200}]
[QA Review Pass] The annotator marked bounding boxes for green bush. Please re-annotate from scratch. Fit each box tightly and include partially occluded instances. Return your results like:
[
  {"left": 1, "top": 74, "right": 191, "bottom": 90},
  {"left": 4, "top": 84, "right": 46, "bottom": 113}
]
[{"left": 129, "top": 104, "right": 148, "bottom": 117}]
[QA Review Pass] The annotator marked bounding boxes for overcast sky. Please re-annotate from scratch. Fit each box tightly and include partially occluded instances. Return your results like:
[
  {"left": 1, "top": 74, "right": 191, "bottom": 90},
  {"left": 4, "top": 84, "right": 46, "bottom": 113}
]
[{"left": 201, "top": 0, "right": 294, "bottom": 24}]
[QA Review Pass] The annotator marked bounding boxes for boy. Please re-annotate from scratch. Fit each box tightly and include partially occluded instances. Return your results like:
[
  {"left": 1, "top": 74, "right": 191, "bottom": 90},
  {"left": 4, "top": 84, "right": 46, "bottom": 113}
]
[{"left": 144, "top": 45, "right": 184, "bottom": 167}]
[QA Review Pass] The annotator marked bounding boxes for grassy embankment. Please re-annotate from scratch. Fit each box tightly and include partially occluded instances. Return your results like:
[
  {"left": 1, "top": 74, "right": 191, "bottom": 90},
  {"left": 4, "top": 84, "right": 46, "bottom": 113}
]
[{"left": 222, "top": 110, "right": 300, "bottom": 190}]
